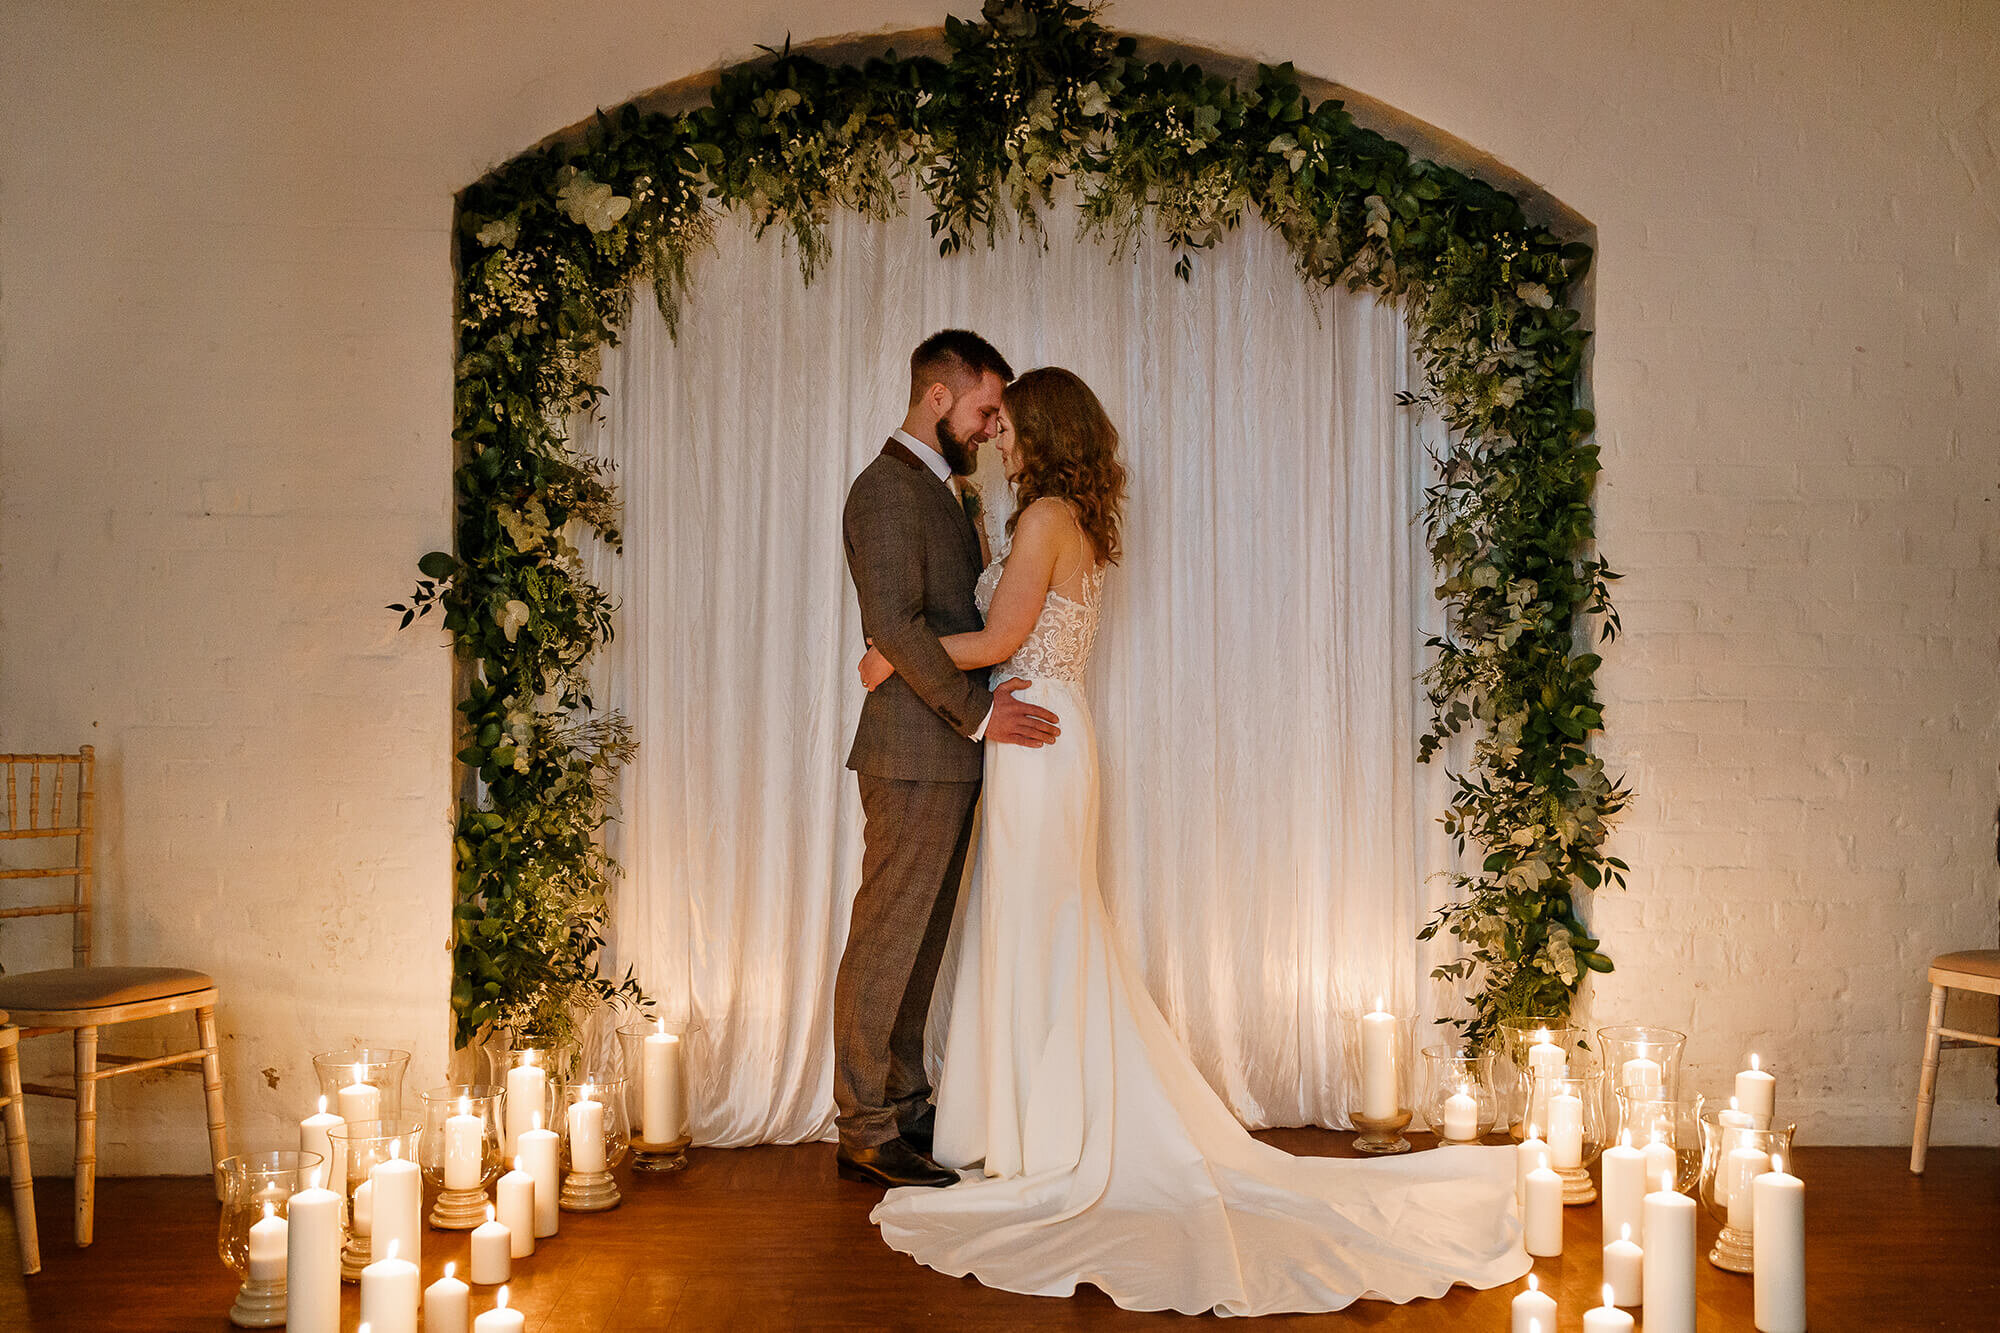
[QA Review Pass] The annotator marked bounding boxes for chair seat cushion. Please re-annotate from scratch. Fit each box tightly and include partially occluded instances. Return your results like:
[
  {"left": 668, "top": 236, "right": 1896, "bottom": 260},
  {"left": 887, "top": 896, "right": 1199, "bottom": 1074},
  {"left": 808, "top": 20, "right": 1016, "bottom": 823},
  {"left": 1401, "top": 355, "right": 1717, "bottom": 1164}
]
[
  {"left": 1932, "top": 950, "right": 2000, "bottom": 980},
  {"left": 0, "top": 966, "right": 214, "bottom": 1012}
]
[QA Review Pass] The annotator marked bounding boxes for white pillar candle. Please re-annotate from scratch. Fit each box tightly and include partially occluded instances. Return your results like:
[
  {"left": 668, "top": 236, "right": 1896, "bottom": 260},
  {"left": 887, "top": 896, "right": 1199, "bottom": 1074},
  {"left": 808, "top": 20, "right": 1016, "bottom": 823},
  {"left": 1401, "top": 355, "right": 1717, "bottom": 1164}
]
[
  {"left": 1715, "top": 1105, "right": 1753, "bottom": 1207},
  {"left": 470, "top": 1206, "right": 512, "bottom": 1286},
  {"left": 1526, "top": 1031, "right": 1564, "bottom": 1129},
  {"left": 568, "top": 1087, "right": 607, "bottom": 1173},
  {"left": 1641, "top": 1135, "right": 1676, "bottom": 1208},
  {"left": 1510, "top": 1272, "right": 1556, "bottom": 1333},
  {"left": 1642, "top": 1172, "right": 1696, "bottom": 1333},
  {"left": 496, "top": 1159, "right": 537, "bottom": 1258},
  {"left": 642, "top": 1025, "right": 687, "bottom": 1144},
  {"left": 504, "top": 1059, "right": 547, "bottom": 1158},
  {"left": 475, "top": 1286, "right": 527, "bottom": 1333},
  {"left": 1443, "top": 1086, "right": 1479, "bottom": 1140},
  {"left": 424, "top": 1263, "right": 471, "bottom": 1333},
  {"left": 1603, "top": 1224, "right": 1643, "bottom": 1306},
  {"left": 1736, "top": 1054, "right": 1777, "bottom": 1125},
  {"left": 285, "top": 1185, "right": 341, "bottom": 1333},
  {"left": 1726, "top": 1142, "right": 1769, "bottom": 1231},
  {"left": 369, "top": 1147, "right": 422, "bottom": 1268},
  {"left": 1548, "top": 1091, "right": 1584, "bottom": 1169},
  {"left": 446, "top": 1096, "right": 486, "bottom": 1191},
  {"left": 338, "top": 1068, "right": 383, "bottom": 1125},
  {"left": 299, "top": 1097, "right": 343, "bottom": 1191},
  {"left": 1359, "top": 1005, "right": 1400, "bottom": 1120},
  {"left": 520, "top": 1118, "right": 561, "bottom": 1238},
  {"left": 1585, "top": 1284, "right": 1637, "bottom": 1331},
  {"left": 1753, "top": 1156, "right": 1806, "bottom": 1333},
  {"left": 1620, "top": 1055, "right": 1663, "bottom": 1095},
  {"left": 1524, "top": 1162, "right": 1564, "bottom": 1256},
  {"left": 359, "top": 1238, "right": 419, "bottom": 1333},
  {"left": 1516, "top": 1130, "right": 1549, "bottom": 1206},
  {"left": 248, "top": 1201, "right": 287, "bottom": 1282},
  {"left": 351, "top": 1178, "right": 374, "bottom": 1238},
  {"left": 1601, "top": 1135, "right": 1646, "bottom": 1247}
]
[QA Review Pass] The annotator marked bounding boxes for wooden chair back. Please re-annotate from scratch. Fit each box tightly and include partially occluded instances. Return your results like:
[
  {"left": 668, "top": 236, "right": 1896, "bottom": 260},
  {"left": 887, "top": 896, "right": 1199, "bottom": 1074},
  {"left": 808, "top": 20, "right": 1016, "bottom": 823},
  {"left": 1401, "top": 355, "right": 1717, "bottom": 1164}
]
[{"left": 0, "top": 747, "right": 94, "bottom": 969}]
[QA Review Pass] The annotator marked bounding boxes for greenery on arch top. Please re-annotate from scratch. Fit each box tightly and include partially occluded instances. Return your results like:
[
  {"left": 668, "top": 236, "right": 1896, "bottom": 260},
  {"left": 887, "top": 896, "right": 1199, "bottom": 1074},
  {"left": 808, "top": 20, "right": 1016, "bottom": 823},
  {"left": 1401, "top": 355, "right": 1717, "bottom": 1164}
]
[{"left": 404, "top": 0, "right": 1629, "bottom": 1053}]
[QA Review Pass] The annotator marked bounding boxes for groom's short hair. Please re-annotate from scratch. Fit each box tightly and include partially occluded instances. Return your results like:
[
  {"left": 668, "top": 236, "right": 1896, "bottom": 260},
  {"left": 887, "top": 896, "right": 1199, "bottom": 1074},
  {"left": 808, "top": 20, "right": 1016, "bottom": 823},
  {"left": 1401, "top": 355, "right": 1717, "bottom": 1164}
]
[{"left": 910, "top": 329, "right": 1014, "bottom": 405}]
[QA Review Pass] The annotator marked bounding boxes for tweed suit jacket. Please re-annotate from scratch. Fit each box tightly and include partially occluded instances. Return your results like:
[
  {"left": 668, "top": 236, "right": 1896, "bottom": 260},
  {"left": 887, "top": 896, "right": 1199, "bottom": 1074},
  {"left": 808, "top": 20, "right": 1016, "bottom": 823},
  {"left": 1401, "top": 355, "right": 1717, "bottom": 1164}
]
[{"left": 843, "top": 438, "right": 993, "bottom": 783}]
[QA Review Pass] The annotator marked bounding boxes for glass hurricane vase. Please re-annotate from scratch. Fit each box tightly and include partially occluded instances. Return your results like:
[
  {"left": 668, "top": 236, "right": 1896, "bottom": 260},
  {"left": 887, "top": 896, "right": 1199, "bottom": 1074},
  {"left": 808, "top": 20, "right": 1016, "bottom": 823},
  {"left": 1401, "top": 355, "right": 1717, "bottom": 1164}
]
[
  {"left": 559, "top": 1073, "right": 628, "bottom": 1211},
  {"left": 1419, "top": 1046, "right": 1501, "bottom": 1144},
  {"left": 217, "top": 1150, "right": 322, "bottom": 1328},
  {"left": 418, "top": 1084, "right": 504, "bottom": 1229}
]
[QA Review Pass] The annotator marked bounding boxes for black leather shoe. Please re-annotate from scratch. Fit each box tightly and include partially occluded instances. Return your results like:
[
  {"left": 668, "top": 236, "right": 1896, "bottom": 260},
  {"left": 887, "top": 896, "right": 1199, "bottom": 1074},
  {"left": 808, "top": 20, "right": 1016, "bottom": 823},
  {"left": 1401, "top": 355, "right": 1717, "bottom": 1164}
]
[
  {"left": 899, "top": 1114, "right": 937, "bottom": 1157},
  {"left": 836, "top": 1138, "right": 957, "bottom": 1189}
]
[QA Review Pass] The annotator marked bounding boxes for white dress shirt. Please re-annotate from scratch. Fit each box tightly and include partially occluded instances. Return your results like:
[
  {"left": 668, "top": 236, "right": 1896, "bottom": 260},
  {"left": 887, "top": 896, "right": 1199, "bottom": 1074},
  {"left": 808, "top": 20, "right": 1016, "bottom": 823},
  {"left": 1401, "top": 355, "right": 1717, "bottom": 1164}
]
[{"left": 889, "top": 428, "right": 992, "bottom": 742}]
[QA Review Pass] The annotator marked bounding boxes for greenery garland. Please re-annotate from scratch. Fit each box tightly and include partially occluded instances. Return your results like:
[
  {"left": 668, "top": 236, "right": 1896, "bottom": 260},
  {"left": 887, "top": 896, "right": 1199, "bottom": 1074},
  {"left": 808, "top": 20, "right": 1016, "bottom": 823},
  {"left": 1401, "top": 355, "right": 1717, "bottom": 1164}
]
[{"left": 402, "top": 0, "right": 1628, "bottom": 1053}]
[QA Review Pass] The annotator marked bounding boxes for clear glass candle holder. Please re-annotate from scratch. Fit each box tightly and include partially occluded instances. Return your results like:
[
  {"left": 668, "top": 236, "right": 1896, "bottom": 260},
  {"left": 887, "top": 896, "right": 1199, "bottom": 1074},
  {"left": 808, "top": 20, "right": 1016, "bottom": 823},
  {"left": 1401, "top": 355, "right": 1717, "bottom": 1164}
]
[
  {"left": 617, "top": 1018, "right": 699, "bottom": 1172},
  {"left": 1697, "top": 1109, "right": 1797, "bottom": 1272},
  {"left": 323, "top": 1117, "right": 421, "bottom": 1282},
  {"left": 218, "top": 1150, "right": 322, "bottom": 1327},
  {"left": 487, "top": 1040, "right": 570, "bottom": 1158},
  {"left": 1613, "top": 1090, "right": 1705, "bottom": 1192},
  {"left": 310, "top": 1047, "right": 410, "bottom": 1124},
  {"left": 1531, "top": 1068, "right": 1606, "bottom": 1204},
  {"left": 1597, "top": 1024, "right": 1687, "bottom": 1115},
  {"left": 559, "top": 1073, "right": 628, "bottom": 1211},
  {"left": 1419, "top": 1045, "right": 1501, "bottom": 1143},
  {"left": 1343, "top": 1008, "right": 1414, "bottom": 1154},
  {"left": 1497, "top": 1019, "right": 1585, "bottom": 1139},
  {"left": 418, "top": 1084, "right": 504, "bottom": 1229}
]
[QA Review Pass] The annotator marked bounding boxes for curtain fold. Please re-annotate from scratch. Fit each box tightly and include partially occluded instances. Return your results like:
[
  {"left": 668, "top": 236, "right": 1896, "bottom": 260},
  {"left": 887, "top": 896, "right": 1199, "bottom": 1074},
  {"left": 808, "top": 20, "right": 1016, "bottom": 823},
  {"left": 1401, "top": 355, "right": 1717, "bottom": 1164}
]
[{"left": 579, "top": 198, "right": 1462, "bottom": 1146}]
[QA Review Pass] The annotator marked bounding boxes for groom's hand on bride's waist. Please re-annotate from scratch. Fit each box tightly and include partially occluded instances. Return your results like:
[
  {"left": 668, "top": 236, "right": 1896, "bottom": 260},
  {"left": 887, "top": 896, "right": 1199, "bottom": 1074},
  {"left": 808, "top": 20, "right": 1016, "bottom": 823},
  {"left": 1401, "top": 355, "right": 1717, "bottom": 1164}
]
[{"left": 987, "top": 677, "right": 1061, "bottom": 747}]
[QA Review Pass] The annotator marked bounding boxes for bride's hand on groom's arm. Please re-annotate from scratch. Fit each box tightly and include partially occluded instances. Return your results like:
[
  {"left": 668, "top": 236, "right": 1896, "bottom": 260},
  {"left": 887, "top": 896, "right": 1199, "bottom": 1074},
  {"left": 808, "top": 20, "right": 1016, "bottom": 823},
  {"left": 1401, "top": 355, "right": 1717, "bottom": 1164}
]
[
  {"left": 987, "top": 678, "right": 1060, "bottom": 748},
  {"left": 858, "top": 640, "right": 895, "bottom": 691}
]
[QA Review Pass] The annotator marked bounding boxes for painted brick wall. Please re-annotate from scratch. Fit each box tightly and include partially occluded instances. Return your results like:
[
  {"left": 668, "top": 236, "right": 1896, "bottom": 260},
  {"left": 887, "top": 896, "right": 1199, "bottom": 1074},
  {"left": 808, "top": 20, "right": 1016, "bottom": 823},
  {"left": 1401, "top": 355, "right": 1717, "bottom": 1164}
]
[{"left": 1, "top": 0, "right": 1993, "bottom": 1170}]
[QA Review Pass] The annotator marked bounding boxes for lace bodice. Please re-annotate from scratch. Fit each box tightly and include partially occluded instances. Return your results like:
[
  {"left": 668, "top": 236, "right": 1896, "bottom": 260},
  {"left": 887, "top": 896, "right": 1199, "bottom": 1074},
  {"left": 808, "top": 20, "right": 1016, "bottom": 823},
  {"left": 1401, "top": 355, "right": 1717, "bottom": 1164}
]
[{"left": 974, "top": 554, "right": 1104, "bottom": 686}]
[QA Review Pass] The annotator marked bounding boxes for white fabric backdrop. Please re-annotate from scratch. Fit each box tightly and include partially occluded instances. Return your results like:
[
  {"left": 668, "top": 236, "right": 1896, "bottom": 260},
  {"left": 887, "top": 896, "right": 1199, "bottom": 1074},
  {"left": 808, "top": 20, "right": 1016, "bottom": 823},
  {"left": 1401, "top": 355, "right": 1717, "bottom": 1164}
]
[{"left": 578, "top": 198, "right": 1464, "bottom": 1146}]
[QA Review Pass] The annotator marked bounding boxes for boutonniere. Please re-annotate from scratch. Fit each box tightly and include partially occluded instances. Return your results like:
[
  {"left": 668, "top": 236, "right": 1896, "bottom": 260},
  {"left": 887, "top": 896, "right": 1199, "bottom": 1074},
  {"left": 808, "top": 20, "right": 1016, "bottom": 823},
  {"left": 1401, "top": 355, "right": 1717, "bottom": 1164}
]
[{"left": 959, "top": 481, "right": 984, "bottom": 525}]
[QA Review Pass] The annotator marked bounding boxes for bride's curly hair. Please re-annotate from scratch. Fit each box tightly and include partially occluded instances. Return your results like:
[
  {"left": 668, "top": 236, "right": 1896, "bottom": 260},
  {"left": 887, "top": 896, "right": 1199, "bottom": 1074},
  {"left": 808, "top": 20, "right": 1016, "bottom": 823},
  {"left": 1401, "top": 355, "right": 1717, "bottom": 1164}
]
[{"left": 1003, "top": 367, "right": 1127, "bottom": 566}]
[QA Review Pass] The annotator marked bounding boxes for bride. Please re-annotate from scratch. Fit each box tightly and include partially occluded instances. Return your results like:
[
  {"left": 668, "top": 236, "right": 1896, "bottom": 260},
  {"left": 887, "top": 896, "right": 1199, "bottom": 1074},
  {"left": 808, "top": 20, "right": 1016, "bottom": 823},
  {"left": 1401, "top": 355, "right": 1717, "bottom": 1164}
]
[{"left": 857, "top": 367, "right": 1528, "bottom": 1316}]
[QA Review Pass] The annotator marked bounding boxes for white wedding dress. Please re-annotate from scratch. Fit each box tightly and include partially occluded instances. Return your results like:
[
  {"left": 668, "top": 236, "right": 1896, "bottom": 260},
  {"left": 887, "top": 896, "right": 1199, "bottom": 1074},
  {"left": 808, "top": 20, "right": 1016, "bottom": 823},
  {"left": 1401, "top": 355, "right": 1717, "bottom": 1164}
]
[{"left": 869, "top": 544, "right": 1531, "bottom": 1316}]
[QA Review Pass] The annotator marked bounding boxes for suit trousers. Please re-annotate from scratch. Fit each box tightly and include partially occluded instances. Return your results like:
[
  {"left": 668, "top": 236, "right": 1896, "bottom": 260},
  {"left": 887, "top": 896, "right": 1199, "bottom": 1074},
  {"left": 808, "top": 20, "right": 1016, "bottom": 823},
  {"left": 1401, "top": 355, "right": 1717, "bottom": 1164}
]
[{"left": 833, "top": 772, "right": 980, "bottom": 1149}]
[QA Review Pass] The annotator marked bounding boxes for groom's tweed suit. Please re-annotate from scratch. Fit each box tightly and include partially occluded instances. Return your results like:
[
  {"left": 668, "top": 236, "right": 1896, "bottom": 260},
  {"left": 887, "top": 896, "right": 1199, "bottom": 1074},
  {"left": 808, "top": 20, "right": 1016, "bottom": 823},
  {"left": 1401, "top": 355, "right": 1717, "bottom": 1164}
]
[{"left": 835, "top": 437, "right": 993, "bottom": 1149}]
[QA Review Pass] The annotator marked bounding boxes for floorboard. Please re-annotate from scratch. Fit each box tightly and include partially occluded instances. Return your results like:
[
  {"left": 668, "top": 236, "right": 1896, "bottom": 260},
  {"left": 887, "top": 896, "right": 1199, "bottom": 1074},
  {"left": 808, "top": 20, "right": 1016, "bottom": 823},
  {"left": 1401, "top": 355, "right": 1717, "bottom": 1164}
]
[{"left": 12, "top": 1132, "right": 1998, "bottom": 1329}]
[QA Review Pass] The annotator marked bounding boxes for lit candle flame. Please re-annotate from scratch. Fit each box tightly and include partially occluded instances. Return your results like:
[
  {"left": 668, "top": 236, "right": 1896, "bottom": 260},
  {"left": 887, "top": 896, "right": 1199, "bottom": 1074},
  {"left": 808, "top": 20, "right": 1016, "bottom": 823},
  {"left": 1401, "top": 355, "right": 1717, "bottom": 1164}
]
[
  {"left": 352, "top": 1063, "right": 366, "bottom": 1086},
  {"left": 445, "top": 1262, "right": 457, "bottom": 1280},
  {"left": 532, "top": 1112, "right": 543, "bottom": 1133},
  {"left": 261, "top": 1201, "right": 274, "bottom": 1222},
  {"left": 1534, "top": 1026, "right": 1551, "bottom": 1044},
  {"left": 1750, "top": 1052, "right": 1762, "bottom": 1072},
  {"left": 459, "top": 1094, "right": 472, "bottom": 1117},
  {"left": 1772, "top": 1152, "right": 1786, "bottom": 1175},
  {"left": 317, "top": 1094, "right": 328, "bottom": 1115},
  {"left": 485, "top": 1203, "right": 496, "bottom": 1223},
  {"left": 656, "top": 1017, "right": 666, "bottom": 1036},
  {"left": 386, "top": 1239, "right": 400, "bottom": 1263},
  {"left": 497, "top": 1285, "right": 512, "bottom": 1310},
  {"left": 1620, "top": 1222, "right": 1631, "bottom": 1243},
  {"left": 389, "top": 1141, "right": 402, "bottom": 1161},
  {"left": 1601, "top": 1283, "right": 1616, "bottom": 1310},
  {"left": 515, "top": 1155, "right": 524, "bottom": 1173},
  {"left": 1619, "top": 1129, "right": 1631, "bottom": 1148},
  {"left": 1527, "top": 1273, "right": 1539, "bottom": 1293}
]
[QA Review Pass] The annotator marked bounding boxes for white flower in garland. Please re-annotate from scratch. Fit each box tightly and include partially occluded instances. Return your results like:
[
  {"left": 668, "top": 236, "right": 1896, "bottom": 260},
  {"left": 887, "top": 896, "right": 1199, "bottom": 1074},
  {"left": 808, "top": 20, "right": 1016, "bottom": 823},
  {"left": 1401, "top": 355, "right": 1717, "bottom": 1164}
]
[
  {"left": 555, "top": 167, "right": 632, "bottom": 234},
  {"left": 498, "top": 599, "right": 531, "bottom": 643}
]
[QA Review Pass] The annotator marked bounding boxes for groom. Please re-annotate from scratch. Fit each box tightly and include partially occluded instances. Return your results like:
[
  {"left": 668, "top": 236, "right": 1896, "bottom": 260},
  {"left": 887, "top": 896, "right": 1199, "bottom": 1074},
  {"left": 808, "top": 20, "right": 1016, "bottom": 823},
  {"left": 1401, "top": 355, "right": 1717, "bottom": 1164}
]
[{"left": 834, "top": 329, "right": 1061, "bottom": 1189}]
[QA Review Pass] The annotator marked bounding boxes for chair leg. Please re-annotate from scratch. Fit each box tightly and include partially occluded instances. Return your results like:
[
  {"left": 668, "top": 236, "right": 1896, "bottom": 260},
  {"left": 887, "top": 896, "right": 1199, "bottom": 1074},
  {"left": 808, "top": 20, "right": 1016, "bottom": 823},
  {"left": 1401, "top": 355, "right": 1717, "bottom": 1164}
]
[
  {"left": 73, "top": 1027, "right": 98, "bottom": 1247},
  {"left": 1911, "top": 982, "right": 1948, "bottom": 1175},
  {"left": 197, "top": 1006, "right": 228, "bottom": 1201},
  {"left": 1, "top": 1045, "right": 38, "bottom": 1275}
]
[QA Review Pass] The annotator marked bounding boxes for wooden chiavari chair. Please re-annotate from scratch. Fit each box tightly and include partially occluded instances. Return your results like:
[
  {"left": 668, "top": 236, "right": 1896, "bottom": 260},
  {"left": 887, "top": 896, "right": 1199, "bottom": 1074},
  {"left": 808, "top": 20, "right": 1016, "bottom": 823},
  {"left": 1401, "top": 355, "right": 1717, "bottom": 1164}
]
[{"left": 0, "top": 746, "right": 228, "bottom": 1247}]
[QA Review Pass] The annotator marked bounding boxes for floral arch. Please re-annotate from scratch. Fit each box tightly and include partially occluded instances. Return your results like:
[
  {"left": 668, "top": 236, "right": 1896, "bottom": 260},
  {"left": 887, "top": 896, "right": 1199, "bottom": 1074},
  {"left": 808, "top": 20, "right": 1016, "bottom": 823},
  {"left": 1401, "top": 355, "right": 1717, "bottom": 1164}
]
[{"left": 399, "top": 0, "right": 1628, "bottom": 1055}]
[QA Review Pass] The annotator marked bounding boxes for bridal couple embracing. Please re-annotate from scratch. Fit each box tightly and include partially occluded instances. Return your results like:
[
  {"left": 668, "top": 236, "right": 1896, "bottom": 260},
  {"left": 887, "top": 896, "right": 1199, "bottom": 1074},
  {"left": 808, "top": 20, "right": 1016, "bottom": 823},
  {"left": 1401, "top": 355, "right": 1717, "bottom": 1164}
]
[{"left": 833, "top": 330, "right": 1528, "bottom": 1316}]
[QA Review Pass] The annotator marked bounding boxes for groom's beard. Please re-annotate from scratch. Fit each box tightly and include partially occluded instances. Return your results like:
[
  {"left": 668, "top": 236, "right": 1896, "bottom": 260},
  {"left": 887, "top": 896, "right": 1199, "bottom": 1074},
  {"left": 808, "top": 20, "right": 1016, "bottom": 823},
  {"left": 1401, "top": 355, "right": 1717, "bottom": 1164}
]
[{"left": 935, "top": 417, "right": 977, "bottom": 477}]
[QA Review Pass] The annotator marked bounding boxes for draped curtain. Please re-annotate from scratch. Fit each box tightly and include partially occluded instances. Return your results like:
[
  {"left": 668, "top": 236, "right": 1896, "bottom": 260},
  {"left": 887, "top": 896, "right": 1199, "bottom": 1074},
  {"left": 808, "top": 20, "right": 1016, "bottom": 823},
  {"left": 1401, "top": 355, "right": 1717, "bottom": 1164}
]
[{"left": 578, "top": 197, "right": 1463, "bottom": 1146}]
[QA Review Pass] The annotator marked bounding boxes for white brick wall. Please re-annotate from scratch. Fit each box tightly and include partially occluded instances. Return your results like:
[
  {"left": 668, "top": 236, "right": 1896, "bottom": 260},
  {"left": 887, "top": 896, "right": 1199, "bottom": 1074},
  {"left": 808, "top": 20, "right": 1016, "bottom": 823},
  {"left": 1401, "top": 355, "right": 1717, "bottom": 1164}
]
[{"left": 1, "top": 0, "right": 1993, "bottom": 1168}]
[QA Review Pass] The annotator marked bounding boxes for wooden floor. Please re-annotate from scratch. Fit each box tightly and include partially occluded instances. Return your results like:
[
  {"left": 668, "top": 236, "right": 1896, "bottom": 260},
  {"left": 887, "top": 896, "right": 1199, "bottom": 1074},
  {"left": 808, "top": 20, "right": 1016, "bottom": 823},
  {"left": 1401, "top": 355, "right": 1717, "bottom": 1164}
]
[{"left": 9, "top": 1131, "right": 1997, "bottom": 1330}]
